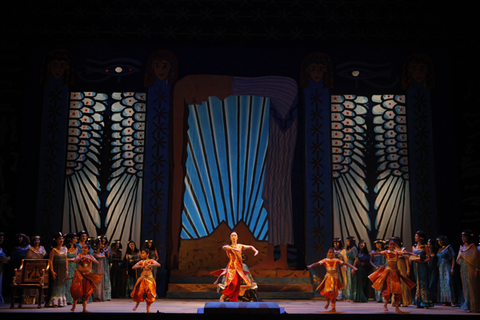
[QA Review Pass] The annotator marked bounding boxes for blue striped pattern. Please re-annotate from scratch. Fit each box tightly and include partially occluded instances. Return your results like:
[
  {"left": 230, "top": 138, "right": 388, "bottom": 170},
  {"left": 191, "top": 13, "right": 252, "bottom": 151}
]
[{"left": 182, "top": 95, "right": 269, "bottom": 240}]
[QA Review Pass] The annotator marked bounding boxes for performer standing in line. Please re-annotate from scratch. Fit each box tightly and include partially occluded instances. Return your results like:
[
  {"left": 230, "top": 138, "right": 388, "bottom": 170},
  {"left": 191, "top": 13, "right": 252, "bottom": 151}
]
[
  {"left": 370, "top": 239, "right": 386, "bottom": 302},
  {"left": 131, "top": 248, "right": 161, "bottom": 313},
  {"left": 70, "top": 243, "right": 103, "bottom": 313},
  {"left": 47, "top": 232, "right": 68, "bottom": 307},
  {"left": 308, "top": 248, "right": 357, "bottom": 313},
  {"left": 436, "top": 235, "right": 456, "bottom": 307},
  {"left": 391, "top": 236, "right": 414, "bottom": 307},
  {"left": 457, "top": 230, "right": 480, "bottom": 313},
  {"left": 411, "top": 230, "right": 434, "bottom": 308},
  {"left": 369, "top": 239, "right": 418, "bottom": 313},
  {"left": 213, "top": 232, "right": 259, "bottom": 302}
]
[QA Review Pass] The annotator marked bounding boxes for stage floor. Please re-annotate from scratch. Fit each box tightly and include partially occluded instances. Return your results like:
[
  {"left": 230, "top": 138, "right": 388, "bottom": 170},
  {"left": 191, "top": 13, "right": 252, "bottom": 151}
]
[{"left": 0, "top": 298, "right": 476, "bottom": 317}]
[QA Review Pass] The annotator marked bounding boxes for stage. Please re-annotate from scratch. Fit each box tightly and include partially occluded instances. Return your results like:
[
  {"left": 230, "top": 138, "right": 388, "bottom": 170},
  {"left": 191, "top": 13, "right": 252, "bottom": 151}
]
[{"left": 0, "top": 298, "right": 475, "bottom": 318}]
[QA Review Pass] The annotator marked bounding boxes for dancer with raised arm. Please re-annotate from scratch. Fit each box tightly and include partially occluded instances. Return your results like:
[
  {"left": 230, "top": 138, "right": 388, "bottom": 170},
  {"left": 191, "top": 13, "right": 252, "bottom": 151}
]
[
  {"left": 369, "top": 239, "right": 418, "bottom": 313},
  {"left": 131, "top": 248, "right": 161, "bottom": 313},
  {"left": 308, "top": 248, "right": 357, "bottom": 313},
  {"left": 213, "top": 232, "right": 259, "bottom": 302},
  {"left": 70, "top": 243, "right": 103, "bottom": 313}
]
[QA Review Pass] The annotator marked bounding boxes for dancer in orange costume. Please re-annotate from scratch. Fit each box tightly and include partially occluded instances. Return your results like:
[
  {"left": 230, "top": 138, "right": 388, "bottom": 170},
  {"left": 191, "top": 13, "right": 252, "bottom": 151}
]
[
  {"left": 131, "top": 249, "right": 161, "bottom": 313},
  {"left": 369, "top": 239, "right": 418, "bottom": 313},
  {"left": 212, "top": 232, "right": 259, "bottom": 302},
  {"left": 69, "top": 244, "right": 103, "bottom": 313},
  {"left": 307, "top": 248, "right": 357, "bottom": 312}
]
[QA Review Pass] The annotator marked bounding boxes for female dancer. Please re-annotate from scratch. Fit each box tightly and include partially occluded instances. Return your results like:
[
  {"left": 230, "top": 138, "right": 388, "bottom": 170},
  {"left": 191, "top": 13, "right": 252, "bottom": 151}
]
[
  {"left": 308, "top": 248, "right": 357, "bottom": 312},
  {"left": 392, "top": 236, "right": 414, "bottom": 307},
  {"left": 142, "top": 240, "right": 159, "bottom": 283},
  {"left": 213, "top": 232, "right": 258, "bottom": 302},
  {"left": 370, "top": 239, "right": 386, "bottom": 302},
  {"left": 457, "top": 230, "right": 480, "bottom": 313},
  {"left": 369, "top": 239, "right": 417, "bottom": 313},
  {"left": 333, "top": 238, "right": 347, "bottom": 300},
  {"left": 131, "top": 248, "right": 161, "bottom": 313},
  {"left": 411, "top": 231, "right": 434, "bottom": 308},
  {"left": 70, "top": 243, "right": 103, "bottom": 313},
  {"left": 47, "top": 232, "right": 68, "bottom": 307},
  {"left": 436, "top": 235, "right": 456, "bottom": 306}
]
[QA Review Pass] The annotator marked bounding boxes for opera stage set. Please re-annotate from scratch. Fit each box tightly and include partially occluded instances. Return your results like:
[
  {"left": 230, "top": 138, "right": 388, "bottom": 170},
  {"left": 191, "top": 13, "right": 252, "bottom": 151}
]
[{"left": 2, "top": 0, "right": 479, "bottom": 318}]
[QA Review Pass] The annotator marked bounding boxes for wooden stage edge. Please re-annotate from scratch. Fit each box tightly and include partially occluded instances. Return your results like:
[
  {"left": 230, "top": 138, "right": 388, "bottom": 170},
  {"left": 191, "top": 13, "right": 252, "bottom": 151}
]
[{"left": 0, "top": 298, "right": 476, "bottom": 318}]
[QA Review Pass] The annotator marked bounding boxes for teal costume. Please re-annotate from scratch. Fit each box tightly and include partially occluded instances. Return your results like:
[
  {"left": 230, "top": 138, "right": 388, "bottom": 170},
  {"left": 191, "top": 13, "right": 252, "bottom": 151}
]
[
  {"left": 346, "top": 247, "right": 367, "bottom": 302},
  {"left": 437, "top": 245, "right": 455, "bottom": 304},
  {"left": 66, "top": 248, "right": 78, "bottom": 304},
  {"left": 412, "top": 245, "right": 434, "bottom": 307}
]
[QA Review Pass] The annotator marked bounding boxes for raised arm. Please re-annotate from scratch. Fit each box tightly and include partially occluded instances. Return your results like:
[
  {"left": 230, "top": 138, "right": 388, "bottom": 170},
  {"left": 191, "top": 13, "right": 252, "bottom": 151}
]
[
  {"left": 400, "top": 250, "right": 418, "bottom": 257},
  {"left": 241, "top": 244, "right": 259, "bottom": 256},
  {"left": 307, "top": 260, "right": 323, "bottom": 269}
]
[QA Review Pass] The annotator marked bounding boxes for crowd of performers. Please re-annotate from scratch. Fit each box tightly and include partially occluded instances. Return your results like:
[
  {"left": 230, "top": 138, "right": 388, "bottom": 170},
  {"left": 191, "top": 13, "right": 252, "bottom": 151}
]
[
  {"left": 0, "top": 231, "right": 161, "bottom": 313},
  {"left": 211, "top": 230, "right": 480, "bottom": 314},
  {"left": 306, "top": 230, "right": 480, "bottom": 313},
  {"left": 1, "top": 229, "right": 480, "bottom": 314}
]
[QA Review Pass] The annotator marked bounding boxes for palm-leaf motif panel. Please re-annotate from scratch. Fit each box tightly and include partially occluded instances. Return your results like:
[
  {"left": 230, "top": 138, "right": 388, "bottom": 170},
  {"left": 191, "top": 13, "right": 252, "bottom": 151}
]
[
  {"left": 373, "top": 95, "right": 412, "bottom": 246},
  {"left": 62, "top": 91, "right": 146, "bottom": 248},
  {"left": 62, "top": 92, "right": 106, "bottom": 235},
  {"left": 331, "top": 94, "right": 371, "bottom": 248},
  {"left": 182, "top": 95, "right": 269, "bottom": 240},
  {"left": 106, "top": 92, "right": 146, "bottom": 247}
]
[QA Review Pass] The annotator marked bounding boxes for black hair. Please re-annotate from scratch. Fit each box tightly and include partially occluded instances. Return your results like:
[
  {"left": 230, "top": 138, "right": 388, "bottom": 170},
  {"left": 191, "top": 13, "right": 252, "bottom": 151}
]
[
  {"left": 126, "top": 240, "right": 139, "bottom": 255},
  {"left": 346, "top": 236, "right": 356, "bottom": 249},
  {"left": 142, "top": 240, "right": 156, "bottom": 251},
  {"left": 332, "top": 238, "right": 344, "bottom": 250},
  {"left": 436, "top": 235, "right": 450, "bottom": 246},
  {"left": 415, "top": 230, "right": 427, "bottom": 245},
  {"left": 461, "top": 230, "right": 474, "bottom": 245},
  {"left": 358, "top": 240, "right": 369, "bottom": 254}
]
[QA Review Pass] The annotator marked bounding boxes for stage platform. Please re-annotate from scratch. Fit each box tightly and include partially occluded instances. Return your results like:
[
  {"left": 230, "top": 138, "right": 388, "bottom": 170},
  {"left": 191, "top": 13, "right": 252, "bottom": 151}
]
[{"left": 0, "top": 298, "right": 476, "bottom": 318}]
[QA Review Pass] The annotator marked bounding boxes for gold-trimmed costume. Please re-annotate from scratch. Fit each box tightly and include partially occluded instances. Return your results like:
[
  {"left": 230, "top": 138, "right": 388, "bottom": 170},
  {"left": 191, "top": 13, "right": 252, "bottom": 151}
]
[
  {"left": 212, "top": 245, "right": 252, "bottom": 301},
  {"left": 130, "top": 260, "right": 157, "bottom": 304},
  {"left": 368, "top": 250, "right": 415, "bottom": 301},
  {"left": 70, "top": 256, "right": 103, "bottom": 302},
  {"left": 315, "top": 258, "right": 344, "bottom": 301}
]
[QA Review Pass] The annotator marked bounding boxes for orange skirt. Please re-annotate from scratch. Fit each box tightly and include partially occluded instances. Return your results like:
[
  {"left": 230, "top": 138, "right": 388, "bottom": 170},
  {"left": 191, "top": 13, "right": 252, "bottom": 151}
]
[
  {"left": 130, "top": 275, "right": 156, "bottom": 303},
  {"left": 369, "top": 266, "right": 415, "bottom": 297},
  {"left": 316, "top": 273, "right": 343, "bottom": 301},
  {"left": 70, "top": 270, "right": 103, "bottom": 301}
]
